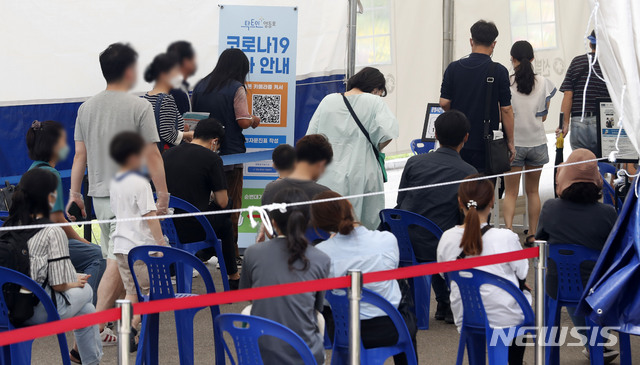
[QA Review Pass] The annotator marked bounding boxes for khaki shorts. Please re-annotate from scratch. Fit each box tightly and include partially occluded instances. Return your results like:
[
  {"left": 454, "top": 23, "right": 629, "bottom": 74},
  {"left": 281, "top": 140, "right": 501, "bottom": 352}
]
[{"left": 115, "top": 253, "right": 150, "bottom": 296}]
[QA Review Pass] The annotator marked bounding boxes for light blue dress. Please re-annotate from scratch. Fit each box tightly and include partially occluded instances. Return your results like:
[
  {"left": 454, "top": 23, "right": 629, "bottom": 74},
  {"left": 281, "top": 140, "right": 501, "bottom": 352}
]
[{"left": 307, "top": 93, "right": 399, "bottom": 229}]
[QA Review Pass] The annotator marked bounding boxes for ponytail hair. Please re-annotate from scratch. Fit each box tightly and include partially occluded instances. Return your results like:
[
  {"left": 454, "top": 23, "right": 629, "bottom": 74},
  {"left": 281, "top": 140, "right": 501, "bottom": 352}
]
[
  {"left": 144, "top": 53, "right": 179, "bottom": 83},
  {"left": 5, "top": 169, "right": 58, "bottom": 227},
  {"left": 26, "top": 120, "right": 64, "bottom": 162},
  {"left": 510, "top": 40, "right": 536, "bottom": 95},
  {"left": 457, "top": 174, "right": 495, "bottom": 256},
  {"left": 310, "top": 191, "right": 357, "bottom": 235},
  {"left": 268, "top": 188, "right": 311, "bottom": 271}
]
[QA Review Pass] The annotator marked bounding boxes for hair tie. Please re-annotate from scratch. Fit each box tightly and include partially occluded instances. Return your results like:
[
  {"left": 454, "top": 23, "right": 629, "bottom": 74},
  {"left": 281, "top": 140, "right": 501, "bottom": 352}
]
[
  {"left": 466, "top": 200, "right": 478, "bottom": 209},
  {"left": 31, "top": 120, "right": 42, "bottom": 130}
]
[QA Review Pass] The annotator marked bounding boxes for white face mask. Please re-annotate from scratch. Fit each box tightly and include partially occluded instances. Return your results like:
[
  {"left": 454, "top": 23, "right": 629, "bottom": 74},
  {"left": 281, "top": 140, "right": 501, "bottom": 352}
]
[{"left": 169, "top": 74, "right": 184, "bottom": 89}]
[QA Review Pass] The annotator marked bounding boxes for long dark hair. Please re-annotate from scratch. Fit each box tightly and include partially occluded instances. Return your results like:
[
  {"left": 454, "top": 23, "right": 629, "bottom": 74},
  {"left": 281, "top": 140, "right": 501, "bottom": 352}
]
[
  {"left": 5, "top": 169, "right": 58, "bottom": 227},
  {"left": 311, "top": 191, "right": 357, "bottom": 235},
  {"left": 510, "top": 40, "right": 536, "bottom": 95},
  {"left": 26, "top": 120, "right": 64, "bottom": 162},
  {"left": 204, "top": 48, "right": 249, "bottom": 93},
  {"left": 346, "top": 67, "right": 387, "bottom": 97},
  {"left": 269, "top": 188, "right": 311, "bottom": 271},
  {"left": 458, "top": 175, "right": 495, "bottom": 256}
]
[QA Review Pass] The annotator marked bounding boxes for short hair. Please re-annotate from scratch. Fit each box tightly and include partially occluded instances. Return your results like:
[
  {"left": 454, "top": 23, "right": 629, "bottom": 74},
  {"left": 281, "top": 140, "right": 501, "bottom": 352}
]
[
  {"left": 470, "top": 20, "right": 499, "bottom": 47},
  {"left": 167, "top": 41, "right": 195, "bottom": 64},
  {"left": 26, "top": 120, "right": 65, "bottom": 162},
  {"left": 435, "top": 110, "right": 471, "bottom": 148},
  {"left": 346, "top": 67, "right": 387, "bottom": 97},
  {"left": 109, "top": 131, "right": 145, "bottom": 165},
  {"left": 295, "top": 134, "right": 333, "bottom": 165},
  {"left": 99, "top": 43, "right": 138, "bottom": 83},
  {"left": 272, "top": 144, "right": 296, "bottom": 171},
  {"left": 193, "top": 118, "right": 225, "bottom": 141}
]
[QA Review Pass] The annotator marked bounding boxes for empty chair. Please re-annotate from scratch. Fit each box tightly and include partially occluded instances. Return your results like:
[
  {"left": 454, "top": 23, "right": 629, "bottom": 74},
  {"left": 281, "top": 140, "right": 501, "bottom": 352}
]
[
  {"left": 0, "top": 267, "right": 70, "bottom": 365},
  {"left": 409, "top": 139, "right": 435, "bottom": 155},
  {"left": 379, "top": 209, "right": 443, "bottom": 330},
  {"left": 446, "top": 269, "right": 534, "bottom": 365},
  {"left": 215, "top": 314, "right": 318, "bottom": 365},
  {"left": 128, "top": 245, "right": 223, "bottom": 365},
  {"left": 159, "top": 196, "right": 229, "bottom": 292}
]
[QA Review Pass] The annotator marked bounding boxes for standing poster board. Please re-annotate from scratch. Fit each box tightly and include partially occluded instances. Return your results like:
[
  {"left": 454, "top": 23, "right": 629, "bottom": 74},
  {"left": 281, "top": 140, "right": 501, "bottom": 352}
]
[
  {"left": 422, "top": 103, "right": 444, "bottom": 141},
  {"left": 596, "top": 98, "right": 639, "bottom": 162},
  {"left": 219, "top": 5, "right": 298, "bottom": 246}
]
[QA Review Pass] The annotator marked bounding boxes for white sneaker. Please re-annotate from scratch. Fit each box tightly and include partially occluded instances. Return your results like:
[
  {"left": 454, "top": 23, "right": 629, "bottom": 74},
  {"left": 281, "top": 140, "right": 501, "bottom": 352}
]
[
  {"left": 205, "top": 257, "right": 219, "bottom": 267},
  {"left": 101, "top": 327, "right": 118, "bottom": 346},
  {"left": 192, "top": 268, "right": 200, "bottom": 278}
]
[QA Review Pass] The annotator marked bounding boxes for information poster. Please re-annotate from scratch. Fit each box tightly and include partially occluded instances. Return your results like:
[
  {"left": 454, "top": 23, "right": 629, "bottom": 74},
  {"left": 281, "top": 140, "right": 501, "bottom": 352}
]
[
  {"left": 422, "top": 103, "right": 444, "bottom": 141},
  {"left": 597, "top": 100, "right": 639, "bottom": 162},
  {"left": 219, "top": 5, "right": 298, "bottom": 246}
]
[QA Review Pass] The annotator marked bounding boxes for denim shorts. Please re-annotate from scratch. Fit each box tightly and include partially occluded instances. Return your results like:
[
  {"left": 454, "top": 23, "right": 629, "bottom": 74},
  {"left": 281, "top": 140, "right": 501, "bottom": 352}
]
[{"left": 512, "top": 144, "right": 549, "bottom": 167}]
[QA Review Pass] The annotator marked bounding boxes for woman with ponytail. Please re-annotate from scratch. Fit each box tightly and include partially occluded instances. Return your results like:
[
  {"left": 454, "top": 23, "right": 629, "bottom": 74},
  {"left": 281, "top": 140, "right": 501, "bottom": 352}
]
[
  {"left": 240, "top": 188, "right": 330, "bottom": 365},
  {"left": 312, "top": 191, "right": 417, "bottom": 365},
  {"left": 504, "top": 40, "right": 557, "bottom": 246},
  {"left": 437, "top": 175, "right": 530, "bottom": 364},
  {"left": 143, "top": 53, "right": 193, "bottom": 151}
]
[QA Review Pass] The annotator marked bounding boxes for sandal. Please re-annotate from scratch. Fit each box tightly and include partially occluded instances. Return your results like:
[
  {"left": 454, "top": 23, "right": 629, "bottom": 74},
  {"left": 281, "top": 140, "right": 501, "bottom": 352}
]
[
  {"left": 524, "top": 235, "right": 536, "bottom": 248},
  {"left": 70, "top": 349, "right": 82, "bottom": 364}
]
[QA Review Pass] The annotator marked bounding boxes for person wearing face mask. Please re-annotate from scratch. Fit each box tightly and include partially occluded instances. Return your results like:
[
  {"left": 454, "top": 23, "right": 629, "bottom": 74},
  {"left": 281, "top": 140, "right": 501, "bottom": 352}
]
[
  {"left": 167, "top": 41, "right": 197, "bottom": 115},
  {"left": 3, "top": 168, "right": 103, "bottom": 364},
  {"left": 162, "top": 118, "right": 240, "bottom": 288},
  {"left": 143, "top": 53, "right": 194, "bottom": 152},
  {"left": 26, "top": 120, "right": 105, "bottom": 307}
]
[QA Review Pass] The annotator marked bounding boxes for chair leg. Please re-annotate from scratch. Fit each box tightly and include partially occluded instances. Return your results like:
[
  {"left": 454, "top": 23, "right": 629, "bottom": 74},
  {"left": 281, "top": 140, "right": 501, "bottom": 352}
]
[
  {"left": 586, "top": 323, "right": 604, "bottom": 365},
  {"left": 487, "top": 342, "right": 509, "bottom": 365},
  {"left": 412, "top": 276, "right": 429, "bottom": 330},
  {"left": 456, "top": 332, "right": 467, "bottom": 365},
  {"left": 10, "top": 341, "right": 33, "bottom": 365},
  {"left": 618, "top": 332, "right": 632, "bottom": 365},
  {"left": 466, "top": 333, "right": 486, "bottom": 365},
  {"left": 545, "top": 298, "right": 561, "bottom": 365},
  {"left": 175, "top": 309, "right": 198, "bottom": 365},
  {"left": 137, "top": 313, "right": 160, "bottom": 365}
]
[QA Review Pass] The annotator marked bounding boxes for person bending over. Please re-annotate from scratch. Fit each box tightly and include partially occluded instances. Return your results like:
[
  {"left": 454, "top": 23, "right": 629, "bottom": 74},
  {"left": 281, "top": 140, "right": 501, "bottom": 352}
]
[
  {"left": 162, "top": 118, "right": 240, "bottom": 288},
  {"left": 312, "top": 191, "right": 418, "bottom": 365},
  {"left": 437, "top": 175, "right": 530, "bottom": 365},
  {"left": 240, "top": 188, "right": 330, "bottom": 365},
  {"left": 3, "top": 168, "right": 102, "bottom": 364},
  {"left": 109, "top": 132, "right": 168, "bottom": 352}
]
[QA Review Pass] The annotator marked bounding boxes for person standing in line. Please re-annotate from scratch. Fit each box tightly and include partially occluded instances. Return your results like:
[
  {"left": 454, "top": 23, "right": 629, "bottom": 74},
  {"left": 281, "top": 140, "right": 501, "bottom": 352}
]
[
  {"left": 192, "top": 48, "right": 261, "bottom": 262},
  {"left": 143, "top": 53, "right": 194, "bottom": 151},
  {"left": 503, "top": 40, "right": 556, "bottom": 247},
  {"left": 167, "top": 41, "right": 197, "bottom": 115},
  {"left": 66, "top": 43, "right": 170, "bottom": 346},
  {"left": 307, "top": 67, "right": 398, "bottom": 229},
  {"left": 558, "top": 31, "right": 610, "bottom": 156},
  {"left": 440, "top": 20, "right": 515, "bottom": 172}
]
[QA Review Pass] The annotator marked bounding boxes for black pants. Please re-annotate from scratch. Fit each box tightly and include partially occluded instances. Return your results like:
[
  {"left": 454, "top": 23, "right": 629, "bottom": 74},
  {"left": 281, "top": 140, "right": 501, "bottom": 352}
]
[
  {"left": 195, "top": 212, "right": 238, "bottom": 275},
  {"left": 509, "top": 336, "right": 527, "bottom": 365},
  {"left": 431, "top": 273, "right": 450, "bottom": 305}
]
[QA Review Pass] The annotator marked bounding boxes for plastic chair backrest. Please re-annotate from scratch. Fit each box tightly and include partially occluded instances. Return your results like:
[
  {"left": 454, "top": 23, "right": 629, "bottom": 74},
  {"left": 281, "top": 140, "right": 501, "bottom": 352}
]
[
  {"left": 597, "top": 163, "right": 622, "bottom": 211},
  {"left": 128, "top": 245, "right": 218, "bottom": 301},
  {"left": 548, "top": 244, "right": 600, "bottom": 304},
  {"left": 305, "top": 227, "right": 330, "bottom": 243},
  {"left": 160, "top": 196, "right": 218, "bottom": 245},
  {"left": 446, "top": 269, "right": 534, "bottom": 330},
  {"left": 379, "top": 209, "right": 443, "bottom": 266},
  {"left": 215, "top": 314, "right": 318, "bottom": 365},
  {"left": 410, "top": 139, "right": 435, "bottom": 155}
]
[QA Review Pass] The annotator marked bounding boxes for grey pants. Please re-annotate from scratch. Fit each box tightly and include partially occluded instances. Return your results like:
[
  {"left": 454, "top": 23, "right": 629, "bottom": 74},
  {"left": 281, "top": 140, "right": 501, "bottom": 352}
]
[{"left": 569, "top": 115, "right": 599, "bottom": 156}]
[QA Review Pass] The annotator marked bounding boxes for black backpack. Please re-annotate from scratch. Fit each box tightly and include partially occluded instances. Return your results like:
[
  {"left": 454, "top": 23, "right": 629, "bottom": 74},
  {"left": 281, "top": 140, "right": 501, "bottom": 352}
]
[{"left": 0, "top": 222, "right": 47, "bottom": 326}]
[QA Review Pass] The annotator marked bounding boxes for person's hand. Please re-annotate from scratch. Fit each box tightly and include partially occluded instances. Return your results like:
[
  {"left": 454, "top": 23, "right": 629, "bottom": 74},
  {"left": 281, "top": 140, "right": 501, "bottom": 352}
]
[
  {"left": 156, "top": 191, "right": 170, "bottom": 216},
  {"left": 76, "top": 274, "right": 90, "bottom": 288},
  {"left": 251, "top": 115, "right": 261, "bottom": 129},
  {"left": 65, "top": 191, "right": 86, "bottom": 222},
  {"left": 508, "top": 143, "right": 516, "bottom": 164},
  {"left": 183, "top": 131, "right": 194, "bottom": 143},
  {"left": 523, "top": 282, "right": 532, "bottom": 292}
]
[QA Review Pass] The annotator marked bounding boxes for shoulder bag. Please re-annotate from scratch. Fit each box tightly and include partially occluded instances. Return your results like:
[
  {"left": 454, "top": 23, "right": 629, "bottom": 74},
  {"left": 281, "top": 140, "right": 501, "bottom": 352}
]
[
  {"left": 341, "top": 94, "right": 388, "bottom": 183},
  {"left": 483, "top": 62, "right": 511, "bottom": 175}
]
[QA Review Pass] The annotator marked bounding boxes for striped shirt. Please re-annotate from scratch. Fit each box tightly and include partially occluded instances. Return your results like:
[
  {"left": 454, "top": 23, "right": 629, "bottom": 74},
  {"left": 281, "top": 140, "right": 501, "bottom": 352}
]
[
  {"left": 143, "top": 93, "right": 185, "bottom": 146},
  {"left": 28, "top": 226, "right": 76, "bottom": 287},
  {"left": 560, "top": 53, "right": 610, "bottom": 114}
]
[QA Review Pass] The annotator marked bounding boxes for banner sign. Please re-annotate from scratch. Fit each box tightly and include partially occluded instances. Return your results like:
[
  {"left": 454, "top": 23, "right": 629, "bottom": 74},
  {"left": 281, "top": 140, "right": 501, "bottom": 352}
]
[{"left": 219, "top": 5, "right": 298, "bottom": 246}]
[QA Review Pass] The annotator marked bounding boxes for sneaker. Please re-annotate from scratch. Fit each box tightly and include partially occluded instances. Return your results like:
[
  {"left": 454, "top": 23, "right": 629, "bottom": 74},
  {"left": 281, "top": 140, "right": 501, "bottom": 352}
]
[
  {"left": 100, "top": 327, "right": 118, "bottom": 346},
  {"left": 435, "top": 302, "right": 449, "bottom": 321},
  {"left": 192, "top": 268, "right": 200, "bottom": 278},
  {"left": 205, "top": 256, "right": 219, "bottom": 268},
  {"left": 582, "top": 347, "right": 619, "bottom": 364}
]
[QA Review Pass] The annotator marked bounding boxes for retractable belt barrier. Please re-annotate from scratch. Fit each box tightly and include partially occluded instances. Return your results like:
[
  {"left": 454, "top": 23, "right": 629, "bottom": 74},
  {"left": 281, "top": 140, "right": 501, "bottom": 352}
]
[{"left": 0, "top": 247, "right": 538, "bottom": 347}]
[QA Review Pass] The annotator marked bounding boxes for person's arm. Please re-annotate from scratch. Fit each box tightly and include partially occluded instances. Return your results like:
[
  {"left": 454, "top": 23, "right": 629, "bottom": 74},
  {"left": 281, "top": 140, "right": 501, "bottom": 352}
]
[
  {"left": 53, "top": 274, "right": 90, "bottom": 292},
  {"left": 212, "top": 190, "right": 229, "bottom": 210},
  {"left": 50, "top": 211, "right": 90, "bottom": 244},
  {"left": 145, "top": 144, "right": 169, "bottom": 215},
  {"left": 560, "top": 91, "right": 573, "bottom": 137},
  {"left": 378, "top": 139, "right": 392, "bottom": 151},
  {"left": 542, "top": 100, "right": 551, "bottom": 122},
  {"left": 234, "top": 87, "right": 260, "bottom": 129},
  {"left": 66, "top": 141, "right": 87, "bottom": 220},
  {"left": 501, "top": 105, "right": 516, "bottom": 162},
  {"left": 439, "top": 98, "right": 451, "bottom": 111},
  {"left": 144, "top": 211, "right": 166, "bottom": 245},
  {"left": 395, "top": 161, "right": 411, "bottom": 207},
  {"left": 439, "top": 64, "right": 453, "bottom": 111}
]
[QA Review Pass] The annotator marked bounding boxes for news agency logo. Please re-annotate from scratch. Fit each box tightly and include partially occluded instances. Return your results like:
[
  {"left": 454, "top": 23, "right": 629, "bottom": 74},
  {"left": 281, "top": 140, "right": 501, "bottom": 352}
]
[
  {"left": 242, "top": 18, "right": 277, "bottom": 31},
  {"left": 489, "top": 326, "right": 620, "bottom": 347}
]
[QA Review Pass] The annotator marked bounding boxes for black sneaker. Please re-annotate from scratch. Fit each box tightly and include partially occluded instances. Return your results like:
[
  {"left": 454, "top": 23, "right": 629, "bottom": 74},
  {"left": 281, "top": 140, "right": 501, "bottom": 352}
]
[
  {"left": 129, "top": 327, "right": 139, "bottom": 353},
  {"left": 435, "top": 302, "right": 450, "bottom": 321},
  {"left": 229, "top": 279, "right": 240, "bottom": 290},
  {"left": 236, "top": 256, "right": 243, "bottom": 268}
]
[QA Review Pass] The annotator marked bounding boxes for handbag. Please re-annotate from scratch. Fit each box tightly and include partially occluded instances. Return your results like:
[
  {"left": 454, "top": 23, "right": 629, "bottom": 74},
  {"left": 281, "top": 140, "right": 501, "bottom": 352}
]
[
  {"left": 0, "top": 181, "right": 15, "bottom": 212},
  {"left": 341, "top": 94, "right": 388, "bottom": 183},
  {"left": 483, "top": 62, "right": 511, "bottom": 175}
]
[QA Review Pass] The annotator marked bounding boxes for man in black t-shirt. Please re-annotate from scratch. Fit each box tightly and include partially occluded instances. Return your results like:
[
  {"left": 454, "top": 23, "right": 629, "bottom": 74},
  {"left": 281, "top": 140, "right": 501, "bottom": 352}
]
[
  {"left": 439, "top": 20, "right": 515, "bottom": 172},
  {"left": 162, "top": 118, "right": 240, "bottom": 286}
]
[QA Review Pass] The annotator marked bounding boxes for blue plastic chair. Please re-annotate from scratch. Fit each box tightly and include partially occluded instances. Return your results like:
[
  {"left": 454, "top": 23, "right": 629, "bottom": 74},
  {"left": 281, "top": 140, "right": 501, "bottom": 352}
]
[
  {"left": 325, "top": 288, "right": 417, "bottom": 365},
  {"left": 160, "top": 196, "right": 229, "bottom": 292},
  {"left": 379, "top": 209, "right": 443, "bottom": 330},
  {"left": 446, "top": 269, "right": 534, "bottom": 365},
  {"left": 598, "top": 163, "right": 622, "bottom": 213},
  {"left": 215, "top": 314, "right": 318, "bottom": 365},
  {"left": 0, "top": 267, "right": 71, "bottom": 365},
  {"left": 128, "top": 246, "right": 224, "bottom": 365},
  {"left": 409, "top": 139, "right": 435, "bottom": 155},
  {"left": 305, "top": 227, "right": 331, "bottom": 244}
]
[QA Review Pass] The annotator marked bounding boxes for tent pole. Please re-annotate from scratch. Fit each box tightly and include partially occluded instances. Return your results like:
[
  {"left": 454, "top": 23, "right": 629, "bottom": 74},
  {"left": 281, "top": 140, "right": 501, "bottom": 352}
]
[
  {"left": 347, "top": 0, "right": 358, "bottom": 80},
  {"left": 442, "top": 0, "right": 454, "bottom": 72}
]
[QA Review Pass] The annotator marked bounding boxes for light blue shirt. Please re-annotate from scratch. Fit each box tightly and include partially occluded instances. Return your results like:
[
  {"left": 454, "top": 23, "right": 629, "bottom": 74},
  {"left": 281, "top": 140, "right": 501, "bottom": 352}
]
[{"left": 316, "top": 226, "right": 401, "bottom": 319}]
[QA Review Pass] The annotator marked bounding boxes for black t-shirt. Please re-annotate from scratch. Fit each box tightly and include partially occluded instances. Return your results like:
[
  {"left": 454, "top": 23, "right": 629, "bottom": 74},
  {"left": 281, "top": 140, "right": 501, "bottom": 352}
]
[
  {"left": 440, "top": 53, "right": 511, "bottom": 151},
  {"left": 261, "top": 178, "right": 330, "bottom": 205},
  {"left": 163, "top": 143, "right": 227, "bottom": 243}
]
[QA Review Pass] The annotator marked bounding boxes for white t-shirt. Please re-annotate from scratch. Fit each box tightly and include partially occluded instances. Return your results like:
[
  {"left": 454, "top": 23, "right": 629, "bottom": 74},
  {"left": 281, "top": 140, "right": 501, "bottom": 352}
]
[
  {"left": 316, "top": 226, "right": 401, "bottom": 319},
  {"left": 510, "top": 74, "right": 557, "bottom": 147},
  {"left": 437, "top": 225, "right": 530, "bottom": 330},
  {"left": 110, "top": 171, "right": 157, "bottom": 254}
]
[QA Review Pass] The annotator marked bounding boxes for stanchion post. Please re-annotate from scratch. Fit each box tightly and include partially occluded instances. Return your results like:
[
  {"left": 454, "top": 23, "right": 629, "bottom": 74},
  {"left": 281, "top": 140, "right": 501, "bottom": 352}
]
[
  {"left": 534, "top": 241, "right": 548, "bottom": 365},
  {"left": 348, "top": 270, "right": 362, "bottom": 365},
  {"left": 116, "top": 299, "right": 132, "bottom": 365}
]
